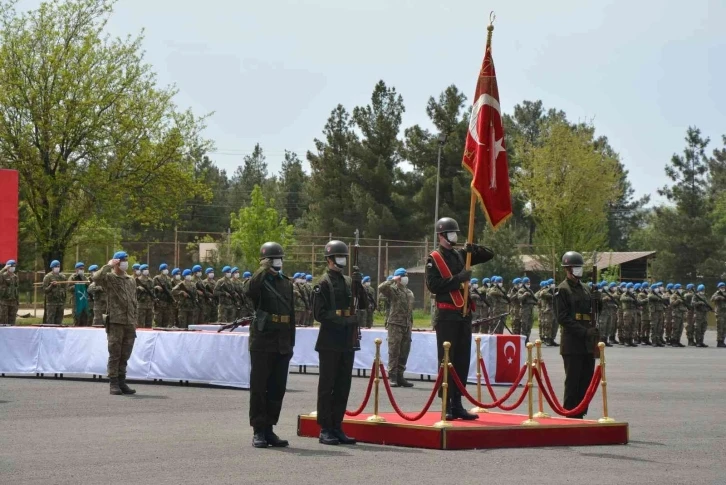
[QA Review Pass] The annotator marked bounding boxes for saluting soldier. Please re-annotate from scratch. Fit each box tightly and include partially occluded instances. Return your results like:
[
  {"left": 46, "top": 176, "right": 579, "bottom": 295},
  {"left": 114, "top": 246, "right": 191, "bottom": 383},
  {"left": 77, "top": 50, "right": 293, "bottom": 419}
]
[
  {"left": 0, "top": 260, "right": 19, "bottom": 325},
  {"left": 425, "top": 217, "right": 494, "bottom": 421},
  {"left": 246, "top": 242, "right": 296, "bottom": 448},
  {"left": 378, "top": 268, "right": 415, "bottom": 388},
  {"left": 313, "top": 240, "right": 364, "bottom": 445},
  {"left": 43, "top": 260, "right": 67, "bottom": 325},
  {"left": 135, "top": 264, "right": 155, "bottom": 328}
]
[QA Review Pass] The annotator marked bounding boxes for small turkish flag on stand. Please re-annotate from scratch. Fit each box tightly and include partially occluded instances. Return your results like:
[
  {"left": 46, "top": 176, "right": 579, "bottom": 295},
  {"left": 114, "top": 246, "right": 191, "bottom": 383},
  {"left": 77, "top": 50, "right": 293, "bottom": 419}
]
[
  {"left": 461, "top": 23, "right": 512, "bottom": 229},
  {"left": 495, "top": 335, "right": 521, "bottom": 383}
]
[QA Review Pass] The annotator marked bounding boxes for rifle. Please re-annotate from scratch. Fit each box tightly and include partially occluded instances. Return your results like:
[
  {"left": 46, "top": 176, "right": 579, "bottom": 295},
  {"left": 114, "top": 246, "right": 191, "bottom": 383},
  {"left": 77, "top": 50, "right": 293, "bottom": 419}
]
[
  {"left": 694, "top": 293, "right": 715, "bottom": 313},
  {"left": 349, "top": 229, "right": 364, "bottom": 351},
  {"left": 137, "top": 281, "right": 158, "bottom": 302},
  {"left": 217, "top": 316, "right": 255, "bottom": 332},
  {"left": 472, "top": 312, "right": 509, "bottom": 327},
  {"left": 487, "top": 312, "right": 512, "bottom": 334},
  {"left": 496, "top": 286, "right": 511, "bottom": 304},
  {"left": 296, "top": 282, "right": 310, "bottom": 311},
  {"left": 524, "top": 286, "right": 539, "bottom": 304},
  {"left": 156, "top": 278, "right": 174, "bottom": 302},
  {"left": 177, "top": 282, "right": 198, "bottom": 304}
]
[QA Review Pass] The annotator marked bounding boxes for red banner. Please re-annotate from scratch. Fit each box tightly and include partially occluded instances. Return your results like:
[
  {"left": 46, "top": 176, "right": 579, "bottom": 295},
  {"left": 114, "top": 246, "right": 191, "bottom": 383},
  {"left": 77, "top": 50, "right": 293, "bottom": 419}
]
[
  {"left": 0, "top": 169, "right": 19, "bottom": 263},
  {"left": 494, "top": 335, "right": 521, "bottom": 384}
]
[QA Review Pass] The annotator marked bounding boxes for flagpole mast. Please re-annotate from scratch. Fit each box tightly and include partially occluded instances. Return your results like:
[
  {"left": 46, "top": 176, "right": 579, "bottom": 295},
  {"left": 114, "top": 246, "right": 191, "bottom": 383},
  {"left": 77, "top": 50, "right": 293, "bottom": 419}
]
[{"left": 463, "top": 15, "right": 495, "bottom": 316}]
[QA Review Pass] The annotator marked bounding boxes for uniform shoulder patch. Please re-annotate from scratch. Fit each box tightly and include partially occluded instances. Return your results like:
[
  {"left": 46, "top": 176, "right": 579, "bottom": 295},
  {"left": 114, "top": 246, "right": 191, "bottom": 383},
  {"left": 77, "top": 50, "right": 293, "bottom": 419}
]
[{"left": 313, "top": 285, "right": 321, "bottom": 293}]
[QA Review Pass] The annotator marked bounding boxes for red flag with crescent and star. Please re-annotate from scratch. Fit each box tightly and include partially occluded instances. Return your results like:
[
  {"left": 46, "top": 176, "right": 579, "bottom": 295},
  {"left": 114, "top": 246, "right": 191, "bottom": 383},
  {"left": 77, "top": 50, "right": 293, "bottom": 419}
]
[
  {"left": 461, "top": 36, "right": 512, "bottom": 229},
  {"left": 495, "top": 335, "right": 521, "bottom": 383}
]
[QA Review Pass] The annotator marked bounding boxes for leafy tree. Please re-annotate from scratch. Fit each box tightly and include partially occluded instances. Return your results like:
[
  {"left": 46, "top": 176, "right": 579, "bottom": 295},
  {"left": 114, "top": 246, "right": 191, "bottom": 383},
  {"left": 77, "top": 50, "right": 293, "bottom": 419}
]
[
  {"left": 471, "top": 224, "right": 525, "bottom": 284},
  {"left": 229, "top": 185, "right": 294, "bottom": 269},
  {"left": 0, "top": 0, "right": 210, "bottom": 268}
]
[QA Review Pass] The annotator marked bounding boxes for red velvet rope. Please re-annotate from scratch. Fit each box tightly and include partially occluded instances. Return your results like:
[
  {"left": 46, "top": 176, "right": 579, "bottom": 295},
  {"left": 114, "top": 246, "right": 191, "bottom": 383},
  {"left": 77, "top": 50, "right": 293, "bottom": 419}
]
[
  {"left": 448, "top": 364, "right": 530, "bottom": 411},
  {"left": 533, "top": 365, "right": 602, "bottom": 417},
  {"left": 379, "top": 364, "right": 443, "bottom": 421},
  {"left": 344, "top": 362, "right": 377, "bottom": 416},
  {"left": 539, "top": 361, "right": 600, "bottom": 415},
  {"left": 477, "top": 358, "right": 528, "bottom": 407}
]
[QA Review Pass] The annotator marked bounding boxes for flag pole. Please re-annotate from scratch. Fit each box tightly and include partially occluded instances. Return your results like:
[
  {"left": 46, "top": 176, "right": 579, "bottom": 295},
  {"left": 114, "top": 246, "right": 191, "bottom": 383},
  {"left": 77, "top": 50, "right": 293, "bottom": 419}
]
[{"left": 463, "top": 16, "right": 495, "bottom": 316}]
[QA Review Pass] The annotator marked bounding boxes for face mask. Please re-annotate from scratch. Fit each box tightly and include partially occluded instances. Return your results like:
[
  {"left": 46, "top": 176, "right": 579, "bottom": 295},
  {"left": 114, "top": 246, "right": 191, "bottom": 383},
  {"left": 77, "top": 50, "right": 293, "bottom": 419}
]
[
  {"left": 525, "top": 283, "right": 530, "bottom": 289},
  {"left": 498, "top": 282, "right": 503, "bottom": 287},
  {"left": 233, "top": 273, "right": 240, "bottom": 279},
  {"left": 8, "top": 266, "right": 16, "bottom": 273},
  {"left": 550, "top": 284, "right": 555, "bottom": 289},
  {"left": 195, "top": 272, "right": 202, "bottom": 277},
  {"left": 401, "top": 276, "right": 409, "bottom": 286},
  {"left": 572, "top": 267, "right": 583, "bottom": 278},
  {"left": 134, "top": 270, "right": 141, "bottom": 276},
  {"left": 185, "top": 275, "right": 192, "bottom": 281},
  {"left": 334, "top": 257, "right": 347, "bottom": 268},
  {"left": 628, "top": 288, "right": 633, "bottom": 293},
  {"left": 142, "top": 270, "right": 149, "bottom": 276},
  {"left": 270, "top": 258, "right": 283, "bottom": 270},
  {"left": 471, "top": 284, "right": 478, "bottom": 289},
  {"left": 175, "top": 275, "right": 181, "bottom": 280},
  {"left": 162, "top": 269, "right": 169, "bottom": 276},
  {"left": 225, "top": 273, "right": 231, "bottom": 278},
  {"left": 208, "top": 273, "right": 214, "bottom": 279},
  {"left": 699, "top": 291, "right": 704, "bottom": 295},
  {"left": 52, "top": 267, "right": 60, "bottom": 274},
  {"left": 119, "top": 262, "right": 129, "bottom": 271},
  {"left": 364, "top": 282, "right": 370, "bottom": 287}
]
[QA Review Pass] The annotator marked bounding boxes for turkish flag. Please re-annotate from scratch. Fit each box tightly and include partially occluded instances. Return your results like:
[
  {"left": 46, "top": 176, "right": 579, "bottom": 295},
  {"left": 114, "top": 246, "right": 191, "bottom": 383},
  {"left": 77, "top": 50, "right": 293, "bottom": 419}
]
[
  {"left": 0, "top": 169, "right": 19, "bottom": 262},
  {"left": 494, "top": 335, "right": 521, "bottom": 383},
  {"left": 461, "top": 40, "right": 512, "bottom": 229}
]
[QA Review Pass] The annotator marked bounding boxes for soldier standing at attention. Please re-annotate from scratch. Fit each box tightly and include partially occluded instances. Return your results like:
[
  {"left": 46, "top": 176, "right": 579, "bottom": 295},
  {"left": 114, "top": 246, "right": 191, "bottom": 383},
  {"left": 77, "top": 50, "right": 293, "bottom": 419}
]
[
  {"left": 638, "top": 283, "right": 652, "bottom": 346},
  {"left": 191, "top": 265, "right": 206, "bottom": 324},
  {"left": 684, "top": 283, "right": 696, "bottom": 346},
  {"left": 692, "top": 284, "right": 710, "bottom": 348},
  {"left": 669, "top": 284, "right": 687, "bottom": 347},
  {"left": 632, "top": 283, "right": 642, "bottom": 343},
  {"left": 469, "top": 278, "right": 483, "bottom": 333},
  {"left": 0, "top": 260, "right": 19, "bottom": 325},
  {"left": 313, "top": 240, "right": 364, "bottom": 445},
  {"left": 538, "top": 280, "right": 554, "bottom": 346},
  {"left": 303, "top": 274, "right": 315, "bottom": 327},
  {"left": 172, "top": 269, "right": 197, "bottom": 329},
  {"left": 710, "top": 282, "right": 726, "bottom": 347},
  {"left": 509, "top": 278, "right": 522, "bottom": 335},
  {"left": 44, "top": 260, "right": 67, "bottom": 325},
  {"left": 214, "top": 266, "right": 237, "bottom": 323},
  {"left": 363, "top": 276, "right": 376, "bottom": 329},
  {"left": 518, "top": 277, "right": 537, "bottom": 343},
  {"left": 487, "top": 276, "right": 508, "bottom": 335},
  {"left": 87, "top": 265, "right": 107, "bottom": 326},
  {"left": 378, "top": 268, "right": 415, "bottom": 388},
  {"left": 246, "top": 242, "right": 296, "bottom": 448},
  {"left": 240, "top": 271, "right": 255, "bottom": 318},
  {"left": 93, "top": 252, "right": 137, "bottom": 396},
  {"left": 170, "top": 268, "right": 182, "bottom": 327},
  {"left": 664, "top": 283, "right": 674, "bottom": 345},
  {"left": 556, "top": 251, "right": 598, "bottom": 419},
  {"left": 135, "top": 264, "right": 155, "bottom": 329},
  {"left": 204, "top": 268, "right": 218, "bottom": 323},
  {"left": 620, "top": 283, "right": 637, "bottom": 347},
  {"left": 68, "top": 262, "right": 90, "bottom": 326},
  {"left": 425, "top": 217, "right": 494, "bottom": 420},
  {"left": 648, "top": 283, "right": 666, "bottom": 347},
  {"left": 152, "top": 263, "right": 173, "bottom": 328}
]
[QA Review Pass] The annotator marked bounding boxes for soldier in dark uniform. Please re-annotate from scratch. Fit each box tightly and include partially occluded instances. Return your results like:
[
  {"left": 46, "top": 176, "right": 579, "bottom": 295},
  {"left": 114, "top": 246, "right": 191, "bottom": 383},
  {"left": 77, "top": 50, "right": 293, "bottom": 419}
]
[
  {"left": 246, "top": 242, "right": 296, "bottom": 448},
  {"left": 555, "top": 251, "right": 599, "bottom": 419},
  {"left": 313, "top": 240, "right": 364, "bottom": 445},
  {"left": 425, "top": 217, "right": 494, "bottom": 420}
]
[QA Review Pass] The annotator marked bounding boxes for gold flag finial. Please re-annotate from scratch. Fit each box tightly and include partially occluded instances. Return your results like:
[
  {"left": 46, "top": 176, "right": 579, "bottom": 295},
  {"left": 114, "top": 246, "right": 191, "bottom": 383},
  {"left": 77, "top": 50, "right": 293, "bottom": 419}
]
[{"left": 486, "top": 12, "right": 495, "bottom": 45}]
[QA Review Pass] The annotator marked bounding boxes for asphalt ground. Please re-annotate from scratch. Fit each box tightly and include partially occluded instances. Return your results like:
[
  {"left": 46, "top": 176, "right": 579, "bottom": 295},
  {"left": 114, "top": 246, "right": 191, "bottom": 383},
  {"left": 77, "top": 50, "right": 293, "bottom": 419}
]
[{"left": 1, "top": 331, "right": 725, "bottom": 485}]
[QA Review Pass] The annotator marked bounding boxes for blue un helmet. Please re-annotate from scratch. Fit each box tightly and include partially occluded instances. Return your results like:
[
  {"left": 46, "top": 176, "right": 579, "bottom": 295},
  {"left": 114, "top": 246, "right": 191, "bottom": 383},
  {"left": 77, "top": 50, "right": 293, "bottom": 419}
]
[
  {"left": 626, "top": 282, "right": 634, "bottom": 290},
  {"left": 192, "top": 264, "right": 202, "bottom": 273},
  {"left": 306, "top": 274, "right": 312, "bottom": 281},
  {"left": 674, "top": 283, "right": 682, "bottom": 290},
  {"left": 497, "top": 276, "right": 504, "bottom": 284},
  {"left": 619, "top": 282, "right": 626, "bottom": 288},
  {"left": 642, "top": 282, "right": 650, "bottom": 290},
  {"left": 362, "top": 276, "right": 371, "bottom": 283},
  {"left": 50, "top": 260, "right": 60, "bottom": 269},
  {"left": 522, "top": 277, "right": 530, "bottom": 284},
  {"left": 387, "top": 275, "right": 393, "bottom": 281},
  {"left": 697, "top": 284, "right": 705, "bottom": 292},
  {"left": 686, "top": 283, "right": 694, "bottom": 291},
  {"left": 470, "top": 278, "right": 479, "bottom": 285},
  {"left": 159, "top": 263, "right": 169, "bottom": 271},
  {"left": 88, "top": 264, "right": 99, "bottom": 272},
  {"left": 540, "top": 281, "right": 547, "bottom": 288},
  {"left": 222, "top": 266, "right": 231, "bottom": 273},
  {"left": 513, "top": 278, "right": 522, "bottom": 285},
  {"left": 633, "top": 283, "right": 641, "bottom": 291},
  {"left": 75, "top": 262, "right": 85, "bottom": 269},
  {"left": 132, "top": 263, "right": 140, "bottom": 271},
  {"left": 394, "top": 268, "right": 407, "bottom": 277},
  {"left": 112, "top": 251, "right": 128, "bottom": 260},
  {"left": 231, "top": 267, "right": 239, "bottom": 274},
  {"left": 666, "top": 283, "right": 674, "bottom": 291},
  {"left": 244, "top": 271, "right": 252, "bottom": 279},
  {"left": 140, "top": 264, "right": 149, "bottom": 271},
  {"left": 172, "top": 268, "right": 181, "bottom": 276},
  {"left": 608, "top": 282, "right": 617, "bottom": 289},
  {"left": 718, "top": 282, "right": 726, "bottom": 289},
  {"left": 482, "top": 277, "right": 490, "bottom": 285},
  {"left": 205, "top": 267, "right": 214, "bottom": 275},
  {"left": 293, "top": 272, "right": 301, "bottom": 279},
  {"left": 182, "top": 269, "right": 192, "bottom": 277}
]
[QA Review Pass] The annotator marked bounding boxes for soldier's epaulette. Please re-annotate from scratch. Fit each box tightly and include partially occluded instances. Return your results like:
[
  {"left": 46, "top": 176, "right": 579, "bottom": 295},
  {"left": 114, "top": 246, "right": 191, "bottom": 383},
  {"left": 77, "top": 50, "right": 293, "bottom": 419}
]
[{"left": 313, "top": 284, "right": 322, "bottom": 294}]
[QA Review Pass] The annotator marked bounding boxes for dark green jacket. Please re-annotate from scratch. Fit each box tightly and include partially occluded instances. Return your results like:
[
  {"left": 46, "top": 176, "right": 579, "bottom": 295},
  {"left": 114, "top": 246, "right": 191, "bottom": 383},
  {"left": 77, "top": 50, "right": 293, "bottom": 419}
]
[
  {"left": 246, "top": 264, "right": 295, "bottom": 354},
  {"left": 556, "top": 278, "right": 595, "bottom": 356}
]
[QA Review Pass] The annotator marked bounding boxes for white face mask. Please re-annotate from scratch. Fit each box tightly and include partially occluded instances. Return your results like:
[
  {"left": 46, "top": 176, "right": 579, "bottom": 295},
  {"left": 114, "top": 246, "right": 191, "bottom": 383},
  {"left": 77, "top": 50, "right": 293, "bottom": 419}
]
[
  {"left": 233, "top": 273, "right": 240, "bottom": 279},
  {"left": 185, "top": 275, "right": 192, "bottom": 281},
  {"left": 447, "top": 232, "right": 458, "bottom": 245},
  {"left": 271, "top": 258, "right": 283, "bottom": 271},
  {"left": 550, "top": 284, "right": 555, "bottom": 289},
  {"left": 364, "top": 282, "right": 370, "bottom": 287},
  {"left": 52, "top": 267, "right": 60, "bottom": 274},
  {"left": 498, "top": 282, "right": 503, "bottom": 287},
  {"left": 525, "top": 283, "right": 530, "bottom": 288},
  {"left": 208, "top": 273, "right": 214, "bottom": 279},
  {"left": 142, "top": 270, "right": 149, "bottom": 276},
  {"left": 334, "top": 257, "right": 346, "bottom": 268},
  {"left": 162, "top": 269, "right": 169, "bottom": 275},
  {"left": 628, "top": 288, "right": 634, "bottom": 293},
  {"left": 401, "top": 276, "right": 409, "bottom": 286},
  {"left": 174, "top": 274, "right": 181, "bottom": 280},
  {"left": 8, "top": 266, "right": 15, "bottom": 273},
  {"left": 225, "top": 273, "right": 231, "bottom": 278},
  {"left": 472, "top": 284, "right": 478, "bottom": 289},
  {"left": 119, "top": 262, "right": 129, "bottom": 271},
  {"left": 195, "top": 272, "right": 202, "bottom": 277},
  {"left": 698, "top": 291, "right": 704, "bottom": 295},
  {"left": 134, "top": 270, "right": 141, "bottom": 276},
  {"left": 572, "top": 267, "right": 583, "bottom": 278},
  {"left": 77, "top": 270, "right": 84, "bottom": 275}
]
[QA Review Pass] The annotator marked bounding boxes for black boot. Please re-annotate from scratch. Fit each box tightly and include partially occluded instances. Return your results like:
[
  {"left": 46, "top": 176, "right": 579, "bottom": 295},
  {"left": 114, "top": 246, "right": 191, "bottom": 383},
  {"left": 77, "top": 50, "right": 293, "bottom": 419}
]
[
  {"left": 109, "top": 377, "right": 123, "bottom": 395},
  {"left": 450, "top": 395, "right": 478, "bottom": 421},
  {"left": 264, "top": 426, "right": 288, "bottom": 447},
  {"left": 319, "top": 428, "right": 340, "bottom": 445},
  {"left": 332, "top": 427, "right": 356, "bottom": 445},
  {"left": 688, "top": 339, "right": 695, "bottom": 347},
  {"left": 717, "top": 341, "right": 726, "bottom": 348},
  {"left": 675, "top": 341, "right": 685, "bottom": 348},
  {"left": 627, "top": 339, "right": 638, "bottom": 348},
  {"left": 398, "top": 376, "right": 414, "bottom": 388},
  {"left": 611, "top": 336, "right": 619, "bottom": 345},
  {"left": 551, "top": 339, "right": 559, "bottom": 346},
  {"left": 389, "top": 374, "right": 400, "bottom": 388},
  {"left": 252, "top": 428, "right": 268, "bottom": 448},
  {"left": 445, "top": 398, "right": 456, "bottom": 421},
  {"left": 696, "top": 342, "right": 708, "bottom": 348},
  {"left": 118, "top": 374, "right": 136, "bottom": 395},
  {"left": 604, "top": 340, "right": 613, "bottom": 347}
]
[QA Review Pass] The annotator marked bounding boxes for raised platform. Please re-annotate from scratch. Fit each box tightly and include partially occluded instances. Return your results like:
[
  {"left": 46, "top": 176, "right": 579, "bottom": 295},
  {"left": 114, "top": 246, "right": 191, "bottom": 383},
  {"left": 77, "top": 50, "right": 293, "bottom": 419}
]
[{"left": 297, "top": 412, "right": 628, "bottom": 450}]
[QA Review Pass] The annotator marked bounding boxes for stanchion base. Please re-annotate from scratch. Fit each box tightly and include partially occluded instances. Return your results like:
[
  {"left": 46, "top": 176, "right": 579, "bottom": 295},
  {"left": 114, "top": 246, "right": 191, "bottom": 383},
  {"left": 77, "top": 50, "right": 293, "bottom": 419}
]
[
  {"left": 297, "top": 412, "right": 628, "bottom": 450},
  {"left": 598, "top": 417, "right": 616, "bottom": 424},
  {"left": 521, "top": 418, "right": 540, "bottom": 426},
  {"left": 366, "top": 415, "right": 386, "bottom": 423},
  {"left": 308, "top": 411, "right": 317, "bottom": 417},
  {"left": 533, "top": 412, "right": 551, "bottom": 419},
  {"left": 470, "top": 407, "right": 489, "bottom": 414}
]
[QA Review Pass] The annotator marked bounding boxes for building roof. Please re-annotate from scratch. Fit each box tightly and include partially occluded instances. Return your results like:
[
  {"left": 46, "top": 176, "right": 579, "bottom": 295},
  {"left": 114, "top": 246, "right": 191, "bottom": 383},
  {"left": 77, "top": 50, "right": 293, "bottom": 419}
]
[{"left": 522, "top": 251, "right": 656, "bottom": 272}]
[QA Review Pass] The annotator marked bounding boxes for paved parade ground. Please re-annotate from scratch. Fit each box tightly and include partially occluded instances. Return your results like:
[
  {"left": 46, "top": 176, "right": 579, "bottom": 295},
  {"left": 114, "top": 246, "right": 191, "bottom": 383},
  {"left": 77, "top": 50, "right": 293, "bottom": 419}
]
[{"left": 1, "top": 331, "right": 725, "bottom": 485}]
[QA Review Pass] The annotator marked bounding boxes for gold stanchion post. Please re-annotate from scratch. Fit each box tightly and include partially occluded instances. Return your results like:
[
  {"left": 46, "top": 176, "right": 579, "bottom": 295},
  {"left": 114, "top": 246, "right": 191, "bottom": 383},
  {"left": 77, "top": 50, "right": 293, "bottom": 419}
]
[
  {"left": 521, "top": 342, "right": 539, "bottom": 426},
  {"left": 434, "top": 342, "right": 454, "bottom": 428},
  {"left": 470, "top": 336, "right": 488, "bottom": 414},
  {"left": 367, "top": 338, "right": 386, "bottom": 423},
  {"left": 533, "top": 339, "right": 550, "bottom": 419},
  {"left": 597, "top": 342, "right": 615, "bottom": 423}
]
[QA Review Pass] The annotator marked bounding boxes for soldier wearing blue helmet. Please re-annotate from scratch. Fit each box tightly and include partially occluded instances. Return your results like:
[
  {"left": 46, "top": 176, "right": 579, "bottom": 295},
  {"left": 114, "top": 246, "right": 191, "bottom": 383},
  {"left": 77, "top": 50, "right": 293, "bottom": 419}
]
[
  {"left": 214, "top": 265, "right": 237, "bottom": 323},
  {"left": 172, "top": 269, "right": 198, "bottom": 329},
  {"left": 43, "top": 259, "right": 68, "bottom": 325},
  {"left": 362, "top": 276, "right": 376, "bottom": 329},
  {"left": 692, "top": 284, "right": 710, "bottom": 347},
  {"left": 509, "top": 278, "right": 523, "bottom": 335},
  {"left": 93, "top": 251, "right": 137, "bottom": 395},
  {"left": 486, "top": 276, "right": 508, "bottom": 335},
  {"left": 619, "top": 283, "right": 638, "bottom": 347},
  {"left": 668, "top": 284, "right": 687, "bottom": 347},
  {"left": 135, "top": 263, "right": 155, "bottom": 329},
  {"left": 712, "top": 283, "right": 726, "bottom": 347},
  {"left": 203, "top": 268, "right": 218, "bottom": 323},
  {"left": 0, "top": 259, "right": 19, "bottom": 325},
  {"left": 684, "top": 284, "right": 696, "bottom": 346},
  {"left": 599, "top": 282, "right": 619, "bottom": 347},
  {"left": 518, "top": 277, "right": 537, "bottom": 342},
  {"left": 637, "top": 283, "right": 652, "bottom": 346},
  {"left": 648, "top": 282, "right": 667, "bottom": 346},
  {"left": 87, "top": 265, "right": 106, "bottom": 327},
  {"left": 152, "top": 263, "right": 174, "bottom": 328},
  {"left": 536, "top": 279, "right": 556, "bottom": 346}
]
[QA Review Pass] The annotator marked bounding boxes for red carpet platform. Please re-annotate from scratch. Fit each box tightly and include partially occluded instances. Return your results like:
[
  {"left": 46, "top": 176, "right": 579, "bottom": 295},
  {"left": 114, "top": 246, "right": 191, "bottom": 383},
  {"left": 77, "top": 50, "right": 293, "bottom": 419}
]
[{"left": 297, "top": 412, "right": 628, "bottom": 450}]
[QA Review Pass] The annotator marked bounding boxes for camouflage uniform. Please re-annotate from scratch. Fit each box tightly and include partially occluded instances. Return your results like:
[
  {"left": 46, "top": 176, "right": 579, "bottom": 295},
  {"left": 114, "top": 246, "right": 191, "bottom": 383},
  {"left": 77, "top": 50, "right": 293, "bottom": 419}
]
[
  {"left": 598, "top": 289, "right": 618, "bottom": 343},
  {"left": 87, "top": 281, "right": 107, "bottom": 326},
  {"left": 93, "top": 265, "right": 137, "bottom": 379},
  {"left": 377, "top": 292, "right": 389, "bottom": 327},
  {"left": 538, "top": 287, "right": 554, "bottom": 343},
  {"left": 648, "top": 290, "right": 666, "bottom": 346},
  {"left": 152, "top": 273, "right": 174, "bottom": 327},
  {"left": 615, "top": 289, "right": 624, "bottom": 342},
  {"left": 43, "top": 271, "right": 67, "bottom": 325},
  {"left": 172, "top": 279, "right": 198, "bottom": 329},
  {"left": 193, "top": 274, "right": 210, "bottom": 324},
  {"left": 240, "top": 278, "right": 254, "bottom": 317},
  {"left": 364, "top": 284, "right": 376, "bottom": 329},
  {"left": 135, "top": 275, "right": 155, "bottom": 328},
  {"left": 0, "top": 266, "right": 19, "bottom": 325},
  {"left": 637, "top": 290, "right": 651, "bottom": 344},
  {"left": 470, "top": 287, "right": 484, "bottom": 333},
  {"left": 487, "top": 285, "right": 509, "bottom": 334},
  {"left": 710, "top": 289, "right": 726, "bottom": 347},
  {"left": 377, "top": 280, "right": 414, "bottom": 385},
  {"left": 620, "top": 291, "right": 637, "bottom": 344},
  {"left": 508, "top": 286, "right": 522, "bottom": 335},
  {"left": 518, "top": 286, "right": 537, "bottom": 341},
  {"left": 214, "top": 277, "right": 237, "bottom": 323},
  {"left": 669, "top": 292, "right": 686, "bottom": 346},
  {"left": 204, "top": 276, "right": 218, "bottom": 323},
  {"left": 233, "top": 277, "right": 247, "bottom": 319},
  {"left": 304, "top": 281, "right": 315, "bottom": 327},
  {"left": 664, "top": 291, "right": 673, "bottom": 343},
  {"left": 684, "top": 289, "right": 695, "bottom": 345},
  {"left": 692, "top": 292, "right": 710, "bottom": 346},
  {"left": 293, "top": 282, "right": 308, "bottom": 328}
]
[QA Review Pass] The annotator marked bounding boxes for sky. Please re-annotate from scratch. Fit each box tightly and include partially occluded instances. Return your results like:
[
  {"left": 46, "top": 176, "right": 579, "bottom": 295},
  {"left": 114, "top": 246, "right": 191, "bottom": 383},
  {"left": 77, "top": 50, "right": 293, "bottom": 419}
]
[{"left": 18, "top": 0, "right": 726, "bottom": 204}]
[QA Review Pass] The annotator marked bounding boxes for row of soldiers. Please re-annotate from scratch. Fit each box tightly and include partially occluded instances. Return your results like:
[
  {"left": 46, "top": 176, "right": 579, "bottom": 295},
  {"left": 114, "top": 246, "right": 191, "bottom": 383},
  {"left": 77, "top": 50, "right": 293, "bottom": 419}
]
[{"left": 594, "top": 281, "right": 726, "bottom": 348}]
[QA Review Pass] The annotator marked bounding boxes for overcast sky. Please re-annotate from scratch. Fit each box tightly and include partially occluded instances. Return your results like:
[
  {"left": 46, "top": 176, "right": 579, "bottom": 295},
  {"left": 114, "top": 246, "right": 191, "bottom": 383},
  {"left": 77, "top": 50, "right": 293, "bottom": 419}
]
[{"left": 20, "top": 0, "right": 726, "bottom": 204}]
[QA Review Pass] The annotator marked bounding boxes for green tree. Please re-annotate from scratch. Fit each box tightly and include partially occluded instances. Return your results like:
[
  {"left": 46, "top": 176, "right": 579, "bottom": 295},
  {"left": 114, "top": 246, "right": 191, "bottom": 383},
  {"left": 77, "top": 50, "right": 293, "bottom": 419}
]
[
  {"left": 229, "top": 185, "right": 294, "bottom": 269},
  {"left": 0, "top": 0, "right": 210, "bottom": 268},
  {"left": 471, "top": 224, "right": 525, "bottom": 284},
  {"left": 279, "top": 150, "right": 308, "bottom": 224},
  {"left": 230, "top": 143, "right": 267, "bottom": 209}
]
